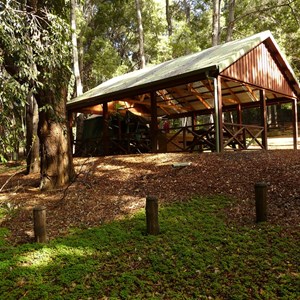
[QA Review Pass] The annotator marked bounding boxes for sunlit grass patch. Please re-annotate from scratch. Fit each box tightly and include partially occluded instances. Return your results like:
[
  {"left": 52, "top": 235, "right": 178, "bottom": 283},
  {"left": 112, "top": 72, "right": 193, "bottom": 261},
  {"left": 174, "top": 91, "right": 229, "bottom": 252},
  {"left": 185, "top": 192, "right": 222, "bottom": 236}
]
[{"left": 0, "top": 196, "right": 299, "bottom": 299}]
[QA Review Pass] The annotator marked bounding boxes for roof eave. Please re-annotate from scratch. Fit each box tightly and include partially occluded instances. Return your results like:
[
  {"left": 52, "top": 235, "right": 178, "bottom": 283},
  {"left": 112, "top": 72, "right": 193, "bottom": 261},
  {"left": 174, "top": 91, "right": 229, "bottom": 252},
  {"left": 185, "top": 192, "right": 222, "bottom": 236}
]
[
  {"left": 67, "top": 65, "right": 219, "bottom": 111},
  {"left": 264, "top": 36, "right": 300, "bottom": 98}
]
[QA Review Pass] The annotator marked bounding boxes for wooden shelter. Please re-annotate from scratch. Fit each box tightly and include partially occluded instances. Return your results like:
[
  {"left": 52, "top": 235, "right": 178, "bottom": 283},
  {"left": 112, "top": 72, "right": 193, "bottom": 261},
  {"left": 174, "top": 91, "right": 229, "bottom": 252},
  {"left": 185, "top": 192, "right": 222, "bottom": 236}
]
[{"left": 67, "top": 31, "right": 300, "bottom": 155}]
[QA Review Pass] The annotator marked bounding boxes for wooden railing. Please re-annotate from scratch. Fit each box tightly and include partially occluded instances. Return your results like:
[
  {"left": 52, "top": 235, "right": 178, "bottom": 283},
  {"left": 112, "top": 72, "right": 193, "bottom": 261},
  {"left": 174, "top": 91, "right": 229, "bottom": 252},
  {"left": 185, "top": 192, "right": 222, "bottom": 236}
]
[{"left": 158, "top": 122, "right": 265, "bottom": 152}]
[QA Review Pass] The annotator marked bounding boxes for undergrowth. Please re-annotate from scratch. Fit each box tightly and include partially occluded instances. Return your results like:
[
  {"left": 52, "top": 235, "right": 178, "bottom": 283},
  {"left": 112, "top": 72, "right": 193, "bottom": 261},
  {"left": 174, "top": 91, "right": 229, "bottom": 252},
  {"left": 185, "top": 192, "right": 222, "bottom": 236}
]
[{"left": 0, "top": 196, "right": 299, "bottom": 299}]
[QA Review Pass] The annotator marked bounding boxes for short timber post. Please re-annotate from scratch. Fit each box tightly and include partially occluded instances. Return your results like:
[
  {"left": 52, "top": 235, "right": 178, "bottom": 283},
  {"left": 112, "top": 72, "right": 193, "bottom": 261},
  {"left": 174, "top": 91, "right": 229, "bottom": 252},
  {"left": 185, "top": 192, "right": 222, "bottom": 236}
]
[
  {"left": 146, "top": 196, "right": 159, "bottom": 235},
  {"left": 255, "top": 182, "right": 267, "bottom": 222},
  {"left": 33, "top": 206, "right": 47, "bottom": 243}
]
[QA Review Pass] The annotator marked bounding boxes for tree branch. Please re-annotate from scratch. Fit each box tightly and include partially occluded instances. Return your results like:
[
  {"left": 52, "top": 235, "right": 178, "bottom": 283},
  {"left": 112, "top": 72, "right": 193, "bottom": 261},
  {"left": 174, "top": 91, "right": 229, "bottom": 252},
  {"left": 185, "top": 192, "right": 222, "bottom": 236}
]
[{"left": 234, "top": 0, "right": 297, "bottom": 23}]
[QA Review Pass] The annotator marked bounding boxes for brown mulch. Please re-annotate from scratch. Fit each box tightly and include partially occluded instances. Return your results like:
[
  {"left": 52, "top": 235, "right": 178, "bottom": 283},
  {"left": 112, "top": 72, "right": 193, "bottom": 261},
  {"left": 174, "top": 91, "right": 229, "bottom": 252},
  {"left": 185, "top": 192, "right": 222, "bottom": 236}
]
[{"left": 0, "top": 150, "right": 299, "bottom": 245}]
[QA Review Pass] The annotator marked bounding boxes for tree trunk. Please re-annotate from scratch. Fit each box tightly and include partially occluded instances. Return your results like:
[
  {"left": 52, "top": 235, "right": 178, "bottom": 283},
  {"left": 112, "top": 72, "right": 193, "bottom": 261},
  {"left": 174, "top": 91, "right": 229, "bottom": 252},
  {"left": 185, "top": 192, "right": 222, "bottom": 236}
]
[
  {"left": 225, "top": 0, "right": 235, "bottom": 42},
  {"left": 135, "top": 0, "right": 146, "bottom": 69},
  {"left": 166, "top": 0, "right": 172, "bottom": 36},
  {"left": 71, "top": 0, "right": 84, "bottom": 155},
  {"left": 183, "top": 0, "right": 191, "bottom": 23},
  {"left": 71, "top": 0, "right": 83, "bottom": 96},
  {"left": 26, "top": 92, "right": 40, "bottom": 174},
  {"left": 212, "top": 0, "right": 221, "bottom": 46},
  {"left": 38, "top": 90, "right": 75, "bottom": 191}
]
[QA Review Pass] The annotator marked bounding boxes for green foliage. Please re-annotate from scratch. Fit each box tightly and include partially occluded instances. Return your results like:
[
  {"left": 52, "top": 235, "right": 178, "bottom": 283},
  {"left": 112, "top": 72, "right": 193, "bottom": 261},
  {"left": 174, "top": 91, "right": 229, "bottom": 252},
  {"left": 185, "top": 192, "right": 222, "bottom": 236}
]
[
  {"left": 77, "top": 0, "right": 300, "bottom": 88},
  {"left": 0, "top": 72, "right": 26, "bottom": 162},
  {"left": 0, "top": 0, "right": 73, "bottom": 160},
  {"left": 0, "top": 1, "right": 72, "bottom": 96},
  {"left": 0, "top": 196, "right": 299, "bottom": 299},
  {"left": 223, "top": 0, "right": 300, "bottom": 78}
]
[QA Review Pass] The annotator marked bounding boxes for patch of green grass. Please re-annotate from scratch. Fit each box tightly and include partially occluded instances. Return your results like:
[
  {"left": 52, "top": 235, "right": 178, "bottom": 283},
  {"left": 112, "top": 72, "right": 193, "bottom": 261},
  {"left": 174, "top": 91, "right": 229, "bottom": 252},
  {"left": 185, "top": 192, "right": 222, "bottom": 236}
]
[{"left": 0, "top": 196, "right": 299, "bottom": 299}]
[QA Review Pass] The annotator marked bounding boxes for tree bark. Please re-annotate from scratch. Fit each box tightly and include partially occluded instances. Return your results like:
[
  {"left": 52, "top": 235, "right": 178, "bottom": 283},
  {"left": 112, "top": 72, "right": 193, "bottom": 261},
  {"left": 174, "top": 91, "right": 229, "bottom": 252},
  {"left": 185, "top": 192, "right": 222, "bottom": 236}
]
[
  {"left": 71, "top": 0, "right": 84, "bottom": 155},
  {"left": 135, "top": 0, "right": 146, "bottom": 69},
  {"left": 183, "top": 0, "right": 191, "bottom": 23},
  {"left": 26, "top": 92, "right": 40, "bottom": 174},
  {"left": 225, "top": 0, "right": 235, "bottom": 42},
  {"left": 212, "top": 0, "right": 221, "bottom": 46},
  {"left": 166, "top": 0, "right": 172, "bottom": 36},
  {"left": 71, "top": 0, "right": 83, "bottom": 96},
  {"left": 38, "top": 89, "right": 75, "bottom": 191}
]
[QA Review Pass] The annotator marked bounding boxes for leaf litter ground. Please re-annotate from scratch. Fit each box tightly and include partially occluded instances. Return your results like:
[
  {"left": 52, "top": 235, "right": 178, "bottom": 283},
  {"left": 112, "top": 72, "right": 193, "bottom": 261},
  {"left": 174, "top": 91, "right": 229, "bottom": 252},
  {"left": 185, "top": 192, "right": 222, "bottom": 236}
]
[{"left": 0, "top": 150, "right": 299, "bottom": 244}]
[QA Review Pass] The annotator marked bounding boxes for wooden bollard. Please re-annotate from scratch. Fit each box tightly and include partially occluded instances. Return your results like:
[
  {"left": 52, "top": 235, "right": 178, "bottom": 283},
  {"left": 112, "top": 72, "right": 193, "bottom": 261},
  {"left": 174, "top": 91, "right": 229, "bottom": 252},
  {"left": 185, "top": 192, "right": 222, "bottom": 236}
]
[
  {"left": 33, "top": 206, "right": 47, "bottom": 243},
  {"left": 255, "top": 182, "right": 267, "bottom": 222},
  {"left": 146, "top": 196, "right": 160, "bottom": 235}
]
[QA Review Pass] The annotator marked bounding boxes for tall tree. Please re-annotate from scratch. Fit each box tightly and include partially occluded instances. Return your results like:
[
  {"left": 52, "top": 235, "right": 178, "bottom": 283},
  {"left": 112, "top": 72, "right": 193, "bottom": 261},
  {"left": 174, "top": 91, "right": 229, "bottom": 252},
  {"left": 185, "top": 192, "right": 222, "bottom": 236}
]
[
  {"left": 166, "top": 0, "right": 173, "bottom": 36},
  {"left": 71, "top": 0, "right": 84, "bottom": 155},
  {"left": 0, "top": 0, "right": 75, "bottom": 190},
  {"left": 212, "top": 0, "right": 221, "bottom": 46},
  {"left": 225, "top": 0, "right": 235, "bottom": 42},
  {"left": 25, "top": 93, "right": 40, "bottom": 174},
  {"left": 135, "top": 0, "right": 146, "bottom": 69},
  {"left": 71, "top": 0, "right": 83, "bottom": 96},
  {"left": 182, "top": 0, "right": 191, "bottom": 23}
]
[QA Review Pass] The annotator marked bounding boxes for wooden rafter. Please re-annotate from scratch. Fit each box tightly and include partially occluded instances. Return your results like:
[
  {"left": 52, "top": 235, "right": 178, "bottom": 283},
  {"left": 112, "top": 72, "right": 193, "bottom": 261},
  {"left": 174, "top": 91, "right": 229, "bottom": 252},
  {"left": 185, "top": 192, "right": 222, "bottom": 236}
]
[
  {"left": 244, "top": 84, "right": 258, "bottom": 101},
  {"left": 222, "top": 97, "right": 240, "bottom": 104},
  {"left": 222, "top": 81, "right": 241, "bottom": 104},
  {"left": 200, "top": 79, "right": 215, "bottom": 99},
  {"left": 123, "top": 98, "right": 189, "bottom": 113},
  {"left": 169, "top": 87, "right": 195, "bottom": 111},
  {"left": 138, "top": 94, "right": 147, "bottom": 102},
  {"left": 187, "top": 83, "right": 211, "bottom": 109},
  {"left": 156, "top": 90, "right": 182, "bottom": 114}
]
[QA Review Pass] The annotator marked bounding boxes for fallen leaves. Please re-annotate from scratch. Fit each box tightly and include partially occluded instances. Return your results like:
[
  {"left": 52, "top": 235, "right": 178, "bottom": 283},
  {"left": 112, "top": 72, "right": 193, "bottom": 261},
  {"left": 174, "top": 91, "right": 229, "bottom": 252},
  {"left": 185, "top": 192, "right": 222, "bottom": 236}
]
[{"left": 0, "top": 150, "right": 299, "bottom": 244}]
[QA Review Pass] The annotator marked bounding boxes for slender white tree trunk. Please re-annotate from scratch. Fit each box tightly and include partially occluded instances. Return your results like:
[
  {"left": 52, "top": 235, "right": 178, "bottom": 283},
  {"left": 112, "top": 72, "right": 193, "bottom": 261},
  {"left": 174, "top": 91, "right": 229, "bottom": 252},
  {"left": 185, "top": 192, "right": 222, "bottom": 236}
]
[
  {"left": 212, "top": 0, "right": 221, "bottom": 46},
  {"left": 71, "top": 0, "right": 83, "bottom": 96},
  {"left": 166, "top": 0, "right": 172, "bottom": 36},
  {"left": 135, "top": 0, "right": 146, "bottom": 69},
  {"left": 225, "top": 0, "right": 235, "bottom": 42},
  {"left": 26, "top": 92, "right": 40, "bottom": 174}
]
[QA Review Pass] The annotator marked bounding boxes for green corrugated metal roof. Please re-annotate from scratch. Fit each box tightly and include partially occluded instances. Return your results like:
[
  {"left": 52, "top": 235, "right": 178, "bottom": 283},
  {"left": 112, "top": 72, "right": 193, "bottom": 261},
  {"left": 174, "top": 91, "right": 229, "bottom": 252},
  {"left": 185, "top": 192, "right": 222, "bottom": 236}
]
[{"left": 67, "top": 31, "right": 299, "bottom": 109}]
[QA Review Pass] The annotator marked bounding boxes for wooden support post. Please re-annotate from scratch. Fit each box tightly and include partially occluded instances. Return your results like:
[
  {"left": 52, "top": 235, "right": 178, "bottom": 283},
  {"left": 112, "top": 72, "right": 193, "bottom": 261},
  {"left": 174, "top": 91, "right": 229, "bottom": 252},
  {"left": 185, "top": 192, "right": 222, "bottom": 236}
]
[
  {"left": 213, "top": 76, "right": 223, "bottom": 152},
  {"left": 183, "top": 126, "right": 187, "bottom": 150},
  {"left": 33, "top": 206, "right": 47, "bottom": 243},
  {"left": 150, "top": 91, "right": 158, "bottom": 153},
  {"left": 191, "top": 113, "right": 196, "bottom": 131},
  {"left": 260, "top": 89, "right": 268, "bottom": 150},
  {"left": 102, "top": 102, "right": 109, "bottom": 155},
  {"left": 237, "top": 104, "right": 242, "bottom": 125},
  {"left": 67, "top": 111, "right": 75, "bottom": 153},
  {"left": 292, "top": 98, "right": 298, "bottom": 150},
  {"left": 255, "top": 182, "right": 267, "bottom": 222},
  {"left": 146, "top": 196, "right": 159, "bottom": 235},
  {"left": 237, "top": 103, "right": 245, "bottom": 149}
]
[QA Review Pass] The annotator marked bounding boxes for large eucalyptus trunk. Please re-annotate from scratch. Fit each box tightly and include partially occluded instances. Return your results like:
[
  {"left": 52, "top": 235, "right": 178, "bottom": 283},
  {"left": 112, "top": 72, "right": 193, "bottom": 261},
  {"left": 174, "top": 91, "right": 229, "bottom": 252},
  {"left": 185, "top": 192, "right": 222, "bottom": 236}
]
[
  {"left": 26, "top": 93, "right": 40, "bottom": 174},
  {"left": 135, "top": 0, "right": 146, "bottom": 69},
  {"left": 37, "top": 90, "right": 75, "bottom": 191}
]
